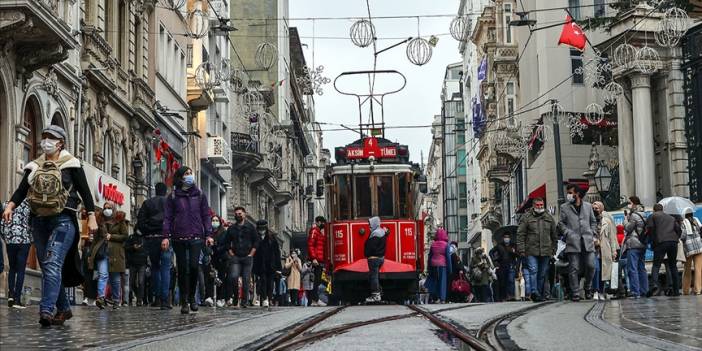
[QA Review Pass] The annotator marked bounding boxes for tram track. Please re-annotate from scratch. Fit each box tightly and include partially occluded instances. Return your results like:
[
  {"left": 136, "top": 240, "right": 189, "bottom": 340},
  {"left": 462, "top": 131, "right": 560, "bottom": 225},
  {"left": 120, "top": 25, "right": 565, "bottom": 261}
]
[{"left": 237, "top": 301, "right": 553, "bottom": 351}]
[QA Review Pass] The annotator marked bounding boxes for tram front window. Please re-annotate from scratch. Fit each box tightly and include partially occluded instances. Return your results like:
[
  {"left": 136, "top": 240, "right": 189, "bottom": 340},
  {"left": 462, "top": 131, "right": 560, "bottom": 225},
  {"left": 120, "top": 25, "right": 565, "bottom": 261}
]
[
  {"left": 398, "top": 174, "right": 410, "bottom": 218},
  {"left": 355, "top": 176, "right": 372, "bottom": 218},
  {"left": 338, "top": 175, "right": 352, "bottom": 220},
  {"left": 377, "top": 176, "right": 394, "bottom": 217}
]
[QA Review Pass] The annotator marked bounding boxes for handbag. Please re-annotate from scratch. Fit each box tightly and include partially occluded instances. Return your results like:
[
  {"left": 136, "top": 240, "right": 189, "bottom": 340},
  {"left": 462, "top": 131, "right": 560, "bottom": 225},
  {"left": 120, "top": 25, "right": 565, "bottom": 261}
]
[
  {"left": 94, "top": 241, "right": 108, "bottom": 260},
  {"left": 451, "top": 272, "right": 472, "bottom": 295},
  {"left": 610, "top": 261, "right": 619, "bottom": 290}
]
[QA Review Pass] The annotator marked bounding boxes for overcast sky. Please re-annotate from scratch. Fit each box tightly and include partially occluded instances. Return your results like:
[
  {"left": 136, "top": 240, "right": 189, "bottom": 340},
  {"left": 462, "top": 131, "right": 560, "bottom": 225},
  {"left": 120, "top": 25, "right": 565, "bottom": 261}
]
[{"left": 290, "top": 0, "right": 463, "bottom": 163}]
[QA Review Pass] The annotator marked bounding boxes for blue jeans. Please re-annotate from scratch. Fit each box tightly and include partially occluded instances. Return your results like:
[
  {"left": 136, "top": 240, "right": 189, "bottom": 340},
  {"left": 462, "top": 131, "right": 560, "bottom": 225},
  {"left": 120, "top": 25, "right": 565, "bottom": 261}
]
[
  {"left": 593, "top": 256, "right": 602, "bottom": 293},
  {"left": 6, "top": 243, "right": 31, "bottom": 301},
  {"left": 497, "top": 265, "right": 516, "bottom": 300},
  {"left": 144, "top": 237, "right": 172, "bottom": 302},
  {"left": 626, "top": 249, "right": 648, "bottom": 297},
  {"left": 32, "top": 214, "right": 76, "bottom": 314},
  {"left": 367, "top": 257, "right": 384, "bottom": 294},
  {"left": 525, "top": 256, "right": 550, "bottom": 297},
  {"left": 96, "top": 258, "right": 121, "bottom": 301},
  {"left": 521, "top": 258, "right": 531, "bottom": 297}
]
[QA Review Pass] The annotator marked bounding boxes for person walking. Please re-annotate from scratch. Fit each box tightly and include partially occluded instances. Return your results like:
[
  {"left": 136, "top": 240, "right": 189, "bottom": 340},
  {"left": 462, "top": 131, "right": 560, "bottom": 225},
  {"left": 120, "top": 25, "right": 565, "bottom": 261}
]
[
  {"left": 622, "top": 196, "right": 648, "bottom": 299},
  {"left": 163, "top": 166, "right": 212, "bottom": 314},
  {"left": 301, "top": 259, "right": 314, "bottom": 306},
  {"left": 424, "top": 228, "right": 451, "bottom": 303},
  {"left": 645, "top": 203, "right": 682, "bottom": 297},
  {"left": 3, "top": 125, "right": 97, "bottom": 327},
  {"left": 1, "top": 200, "right": 33, "bottom": 308},
  {"left": 285, "top": 249, "right": 303, "bottom": 306},
  {"left": 137, "top": 182, "right": 171, "bottom": 309},
  {"left": 491, "top": 232, "right": 518, "bottom": 302},
  {"left": 307, "top": 216, "right": 326, "bottom": 306},
  {"left": 681, "top": 207, "right": 702, "bottom": 295},
  {"left": 88, "top": 202, "right": 128, "bottom": 310},
  {"left": 517, "top": 197, "right": 558, "bottom": 302},
  {"left": 470, "top": 248, "right": 494, "bottom": 302},
  {"left": 197, "top": 233, "right": 216, "bottom": 307},
  {"left": 253, "top": 220, "right": 281, "bottom": 308},
  {"left": 210, "top": 214, "right": 228, "bottom": 307},
  {"left": 592, "top": 202, "right": 619, "bottom": 300},
  {"left": 559, "top": 184, "right": 597, "bottom": 302},
  {"left": 365, "top": 216, "right": 388, "bottom": 303},
  {"left": 220, "top": 206, "right": 258, "bottom": 307},
  {"left": 125, "top": 231, "right": 148, "bottom": 306}
]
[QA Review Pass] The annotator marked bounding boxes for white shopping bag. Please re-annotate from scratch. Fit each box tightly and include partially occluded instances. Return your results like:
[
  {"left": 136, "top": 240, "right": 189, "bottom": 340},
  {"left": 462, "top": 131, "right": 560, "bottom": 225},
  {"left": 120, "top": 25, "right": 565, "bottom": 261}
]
[{"left": 610, "top": 261, "right": 619, "bottom": 290}]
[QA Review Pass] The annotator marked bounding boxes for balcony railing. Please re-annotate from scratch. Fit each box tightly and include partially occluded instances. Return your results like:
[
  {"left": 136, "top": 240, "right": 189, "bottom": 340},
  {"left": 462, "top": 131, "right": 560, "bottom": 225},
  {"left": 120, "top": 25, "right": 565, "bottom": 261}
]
[{"left": 231, "top": 132, "right": 259, "bottom": 154}]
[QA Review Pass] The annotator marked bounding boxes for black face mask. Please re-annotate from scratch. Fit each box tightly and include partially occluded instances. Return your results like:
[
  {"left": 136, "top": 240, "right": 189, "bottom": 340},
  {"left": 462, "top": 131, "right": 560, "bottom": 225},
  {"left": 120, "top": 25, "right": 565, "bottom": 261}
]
[
  {"left": 235, "top": 215, "right": 244, "bottom": 223},
  {"left": 317, "top": 223, "right": 324, "bottom": 229}
]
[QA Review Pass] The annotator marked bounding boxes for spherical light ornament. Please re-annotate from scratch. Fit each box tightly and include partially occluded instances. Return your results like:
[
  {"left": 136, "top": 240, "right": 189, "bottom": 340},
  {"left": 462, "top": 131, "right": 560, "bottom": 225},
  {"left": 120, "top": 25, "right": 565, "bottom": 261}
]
[
  {"left": 663, "top": 7, "right": 689, "bottom": 38},
  {"left": 242, "top": 90, "right": 263, "bottom": 114},
  {"left": 195, "top": 61, "right": 221, "bottom": 90},
  {"left": 160, "top": 0, "right": 187, "bottom": 11},
  {"left": 612, "top": 43, "right": 637, "bottom": 69},
  {"left": 186, "top": 9, "right": 209, "bottom": 39},
  {"left": 255, "top": 42, "right": 278, "bottom": 70},
  {"left": 585, "top": 103, "right": 604, "bottom": 125},
  {"left": 406, "top": 37, "right": 433, "bottom": 66},
  {"left": 602, "top": 81, "right": 624, "bottom": 105},
  {"left": 229, "top": 69, "right": 247, "bottom": 94},
  {"left": 350, "top": 19, "right": 375, "bottom": 48},
  {"left": 450, "top": 15, "right": 471, "bottom": 42},
  {"left": 635, "top": 46, "right": 659, "bottom": 74}
]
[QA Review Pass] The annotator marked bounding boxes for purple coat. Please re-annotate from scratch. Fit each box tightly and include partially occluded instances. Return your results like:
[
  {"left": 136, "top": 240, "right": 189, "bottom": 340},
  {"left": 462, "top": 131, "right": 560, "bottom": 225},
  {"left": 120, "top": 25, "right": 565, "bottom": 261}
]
[{"left": 163, "top": 186, "right": 212, "bottom": 240}]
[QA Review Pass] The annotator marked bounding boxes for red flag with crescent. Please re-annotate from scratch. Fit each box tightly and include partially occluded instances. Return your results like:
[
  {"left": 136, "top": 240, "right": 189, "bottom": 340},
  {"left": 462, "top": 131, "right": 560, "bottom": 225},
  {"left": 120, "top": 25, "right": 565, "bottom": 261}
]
[{"left": 558, "top": 15, "right": 587, "bottom": 51}]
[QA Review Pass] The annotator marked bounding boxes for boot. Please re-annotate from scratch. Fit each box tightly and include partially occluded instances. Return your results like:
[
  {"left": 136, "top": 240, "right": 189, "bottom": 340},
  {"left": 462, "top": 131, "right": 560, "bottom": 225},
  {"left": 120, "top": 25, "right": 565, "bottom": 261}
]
[{"left": 151, "top": 298, "right": 161, "bottom": 308}]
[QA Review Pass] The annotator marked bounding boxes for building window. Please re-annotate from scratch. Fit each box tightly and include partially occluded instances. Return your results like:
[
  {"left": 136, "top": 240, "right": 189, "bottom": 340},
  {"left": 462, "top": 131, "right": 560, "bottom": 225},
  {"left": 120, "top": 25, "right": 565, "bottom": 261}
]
[
  {"left": 103, "top": 134, "right": 113, "bottom": 173},
  {"left": 569, "top": 0, "right": 581, "bottom": 20},
  {"left": 117, "top": 0, "right": 126, "bottom": 64},
  {"left": 134, "top": 17, "right": 143, "bottom": 77},
  {"left": 459, "top": 182, "right": 467, "bottom": 209},
  {"left": 83, "top": 124, "right": 94, "bottom": 163},
  {"left": 504, "top": 3, "right": 513, "bottom": 44},
  {"left": 594, "top": 0, "right": 605, "bottom": 17},
  {"left": 186, "top": 44, "right": 193, "bottom": 67},
  {"left": 505, "top": 81, "right": 516, "bottom": 126},
  {"left": 571, "top": 49, "right": 584, "bottom": 84},
  {"left": 457, "top": 149, "right": 467, "bottom": 176}
]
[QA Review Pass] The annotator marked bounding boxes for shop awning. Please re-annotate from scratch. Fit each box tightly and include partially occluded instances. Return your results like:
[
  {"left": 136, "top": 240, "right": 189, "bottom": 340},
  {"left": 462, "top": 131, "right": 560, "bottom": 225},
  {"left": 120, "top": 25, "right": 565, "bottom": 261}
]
[{"left": 516, "top": 184, "right": 546, "bottom": 214}]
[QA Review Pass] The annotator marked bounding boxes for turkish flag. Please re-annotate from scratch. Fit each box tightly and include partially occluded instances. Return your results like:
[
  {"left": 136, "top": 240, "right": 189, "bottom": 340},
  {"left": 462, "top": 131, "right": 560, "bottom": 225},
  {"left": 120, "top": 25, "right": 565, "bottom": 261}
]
[{"left": 558, "top": 15, "right": 587, "bottom": 51}]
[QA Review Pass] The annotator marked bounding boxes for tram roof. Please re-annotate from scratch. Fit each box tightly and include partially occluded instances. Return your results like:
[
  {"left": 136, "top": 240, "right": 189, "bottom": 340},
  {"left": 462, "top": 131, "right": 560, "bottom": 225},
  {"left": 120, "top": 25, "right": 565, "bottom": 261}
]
[{"left": 329, "top": 164, "right": 414, "bottom": 175}]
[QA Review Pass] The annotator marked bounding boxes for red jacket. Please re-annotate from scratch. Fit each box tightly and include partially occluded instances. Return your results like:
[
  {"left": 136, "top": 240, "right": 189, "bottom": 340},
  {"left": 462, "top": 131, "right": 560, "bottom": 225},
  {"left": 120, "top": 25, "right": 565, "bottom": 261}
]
[{"left": 307, "top": 225, "right": 326, "bottom": 262}]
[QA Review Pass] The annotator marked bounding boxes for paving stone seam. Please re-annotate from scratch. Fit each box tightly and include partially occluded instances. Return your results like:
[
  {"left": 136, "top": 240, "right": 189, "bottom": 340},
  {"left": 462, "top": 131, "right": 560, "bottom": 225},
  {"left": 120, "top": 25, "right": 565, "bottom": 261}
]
[
  {"left": 99, "top": 309, "right": 292, "bottom": 351},
  {"left": 584, "top": 302, "right": 702, "bottom": 351}
]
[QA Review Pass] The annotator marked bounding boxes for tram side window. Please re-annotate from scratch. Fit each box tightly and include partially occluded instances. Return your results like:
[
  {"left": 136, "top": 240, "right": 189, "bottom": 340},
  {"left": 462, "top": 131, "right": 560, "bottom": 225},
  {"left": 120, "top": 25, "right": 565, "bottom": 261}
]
[
  {"left": 377, "top": 176, "right": 395, "bottom": 218},
  {"left": 338, "top": 176, "right": 352, "bottom": 220},
  {"left": 355, "top": 176, "right": 372, "bottom": 218},
  {"left": 398, "top": 174, "right": 410, "bottom": 218}
]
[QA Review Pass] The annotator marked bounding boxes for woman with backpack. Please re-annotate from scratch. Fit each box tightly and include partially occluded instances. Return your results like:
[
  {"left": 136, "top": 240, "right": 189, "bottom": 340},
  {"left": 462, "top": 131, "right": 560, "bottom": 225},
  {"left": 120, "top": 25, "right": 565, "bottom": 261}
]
[
  {"left": 88, "top": 201, "right": 128, "bottom": 309},
  {"left": 162, "top": 166, "right": 212, "bottom": 314},
  {"left": 2, "top": 125, "right": 97, "bottom": 327}
]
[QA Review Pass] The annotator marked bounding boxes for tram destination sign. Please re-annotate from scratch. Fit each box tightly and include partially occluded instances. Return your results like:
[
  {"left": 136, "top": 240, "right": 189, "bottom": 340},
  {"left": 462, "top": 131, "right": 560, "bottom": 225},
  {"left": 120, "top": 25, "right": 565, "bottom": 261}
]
[{"left": 345, "top": 137, "right": 398, "bottom": 159}]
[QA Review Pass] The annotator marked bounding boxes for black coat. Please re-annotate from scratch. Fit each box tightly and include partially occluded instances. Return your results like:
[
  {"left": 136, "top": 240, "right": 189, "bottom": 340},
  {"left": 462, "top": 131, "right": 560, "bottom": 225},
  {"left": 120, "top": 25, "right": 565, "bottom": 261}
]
[
  {"left": 221, "top": 222, "right": 259, "bottom": 257},
  {"left": 136, "top": 196, "right": 166, "bottom": 236},
  {"left": 125, "top": 235, "right": 148, "bottom": 267},
  {"left": 253, "top": 234, "right": 282, "bottom": 275}
]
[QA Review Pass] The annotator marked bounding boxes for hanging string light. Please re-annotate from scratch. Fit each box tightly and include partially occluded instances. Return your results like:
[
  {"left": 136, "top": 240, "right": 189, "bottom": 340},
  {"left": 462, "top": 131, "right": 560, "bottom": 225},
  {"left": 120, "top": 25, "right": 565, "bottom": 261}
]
[
  {"left": 195, "top": 61, "right": 221, "bottom": 90},
  {"left": 296, "top": 65, "right": 332, "bottom": 95},
  {"left": 449, "top": 15, "right": 471, "bottom": 42},
  {"left": 229, "top": 69, "right": 247, "bottom": 94},
  {"left": 160, "top": 0, "right": 186, "bottom": 11},
  {"left": 406, "top": 17, "right": 432, "bottom": 66},
  {"left": 602, "top": 81, "right": 624, "bottom": 105},
  {"left": 612, "top": 43, "right": 637, "bottom": 69},
  {"left": 187, "top": 9, "right": 210, "bottom": 39},
  {"left": 350, "top": 19, "right": 375, "bottom": 48}
]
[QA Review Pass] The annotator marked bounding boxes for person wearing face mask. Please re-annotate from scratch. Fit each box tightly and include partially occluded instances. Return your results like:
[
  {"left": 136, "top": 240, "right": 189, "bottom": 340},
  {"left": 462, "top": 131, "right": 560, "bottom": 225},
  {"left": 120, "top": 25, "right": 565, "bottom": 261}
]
[
  {"left": 3, "top": 125, "right": 97, "bottom": 326},
  {"left": 681, "top": 208, "right": 702, "bottom": 295},
  {"left": 592, "top": 202, "right": 619, "bottom": 301},
  {"left": 622, "top": 196, "right": 648, "bottom": 299},
  {"left": 285, "top": 249, "right": 303, "bottom": 306},
  {"left": 306, "top": 216, "right": 327, "bottom": 306},
  {"left": 253, "top": 220, "right": 282, "bottom": 307},
  {"left": 517, "top": 198, "right": 558, "bottom": 302},
  {"left": 210, "top": 215, "right": 227, "bottom": 307},
  {"left": 219, "top": 206, "right": 258, "bottom": 307},
  {"left": 88, "top": 201, "right": 128, "bottom": 309},
  {"left": 559, "top": 184, "right": 598, "bottom": 302},
  {"left": 162, "top": 166, "right": 213, "bottom": 314},
  {"left": 491, "top": 233, "right": 518, "bottom": 302}
]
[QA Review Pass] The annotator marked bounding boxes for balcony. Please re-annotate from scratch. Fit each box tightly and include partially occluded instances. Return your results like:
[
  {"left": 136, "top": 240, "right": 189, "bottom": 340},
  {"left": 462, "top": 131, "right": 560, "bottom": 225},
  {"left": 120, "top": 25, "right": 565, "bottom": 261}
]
[
  {"left": 494, "top": 46, "right": 518, "bottom": 63},
  {"left": 206, "top": 136, "right": 231, "bottom": 169},
  {"left": 230, "top": 132, "right": 262, "bottom": 172},
  {"left": 0, "top": 0, "right": 79, "bottom": 73}
]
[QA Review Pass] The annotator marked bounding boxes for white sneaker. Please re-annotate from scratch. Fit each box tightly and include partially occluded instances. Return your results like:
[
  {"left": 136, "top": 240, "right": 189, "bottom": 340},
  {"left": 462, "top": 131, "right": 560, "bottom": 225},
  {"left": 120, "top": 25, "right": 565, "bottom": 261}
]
[
  {"left": 12, "top": 304, "right": 27, "bottom": 309},
  {"left": 262, "top": 299, "right": 269, "bottom": 307},
  {"left": 216, "top": 299, "right": 225, "bottom": 308},
  {"left": 365, "top": 293, "right": 381, "bottom": 303},
  {"left": 205, "top": 297, "right": 214, "bottom": 307},
  {"left": 226, "top": 298, "right": 234, "bottom": 307},
  {"left": 82, "top": 297, "right": 89, "bottom": 306}
]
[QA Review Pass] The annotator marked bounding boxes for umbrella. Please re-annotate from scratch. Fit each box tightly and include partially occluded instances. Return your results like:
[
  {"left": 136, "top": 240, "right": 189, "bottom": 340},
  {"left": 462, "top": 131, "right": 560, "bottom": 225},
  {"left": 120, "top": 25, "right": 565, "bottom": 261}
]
[
  {"left": 658, "top": 196, "right": 696, "bottom": 216},
  {"left": 492, "top": 225, "right": 518, "bottom": 243}
]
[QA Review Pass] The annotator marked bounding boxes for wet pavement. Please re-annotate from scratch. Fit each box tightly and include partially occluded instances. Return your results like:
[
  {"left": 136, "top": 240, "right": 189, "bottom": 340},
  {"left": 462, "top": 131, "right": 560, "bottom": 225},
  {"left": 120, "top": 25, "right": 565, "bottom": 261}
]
[
  {"left": 0, "top": 303, "right": 311, "bottom": 350},
  {"left": 602, "top": 295, "right": 702, "bottom": 350}
]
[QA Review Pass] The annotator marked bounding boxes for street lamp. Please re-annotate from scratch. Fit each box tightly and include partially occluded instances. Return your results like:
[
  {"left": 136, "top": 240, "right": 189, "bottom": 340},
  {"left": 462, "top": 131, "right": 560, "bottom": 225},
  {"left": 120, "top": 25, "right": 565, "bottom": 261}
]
[{"left": 594, "top": 164, "right": 612, "bottom": 195}]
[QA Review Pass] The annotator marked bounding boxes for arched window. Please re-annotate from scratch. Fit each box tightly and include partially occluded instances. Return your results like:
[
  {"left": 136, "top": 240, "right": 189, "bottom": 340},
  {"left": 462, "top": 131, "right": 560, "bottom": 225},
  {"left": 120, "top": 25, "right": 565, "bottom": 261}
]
[
  {"left": 83, "top": 124, "right": 94, "bottom": 163},
  {"left": 104, "top": 133, "right": 113, "bottom": 173},
  {"left": 22, "top": 96, "right": 41, "bottom": 164}
]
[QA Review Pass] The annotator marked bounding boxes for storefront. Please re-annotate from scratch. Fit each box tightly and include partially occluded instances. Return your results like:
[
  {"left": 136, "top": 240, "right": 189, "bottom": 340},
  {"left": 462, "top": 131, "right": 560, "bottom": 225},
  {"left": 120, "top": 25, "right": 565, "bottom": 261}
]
[{"left": 83, "top": 163, "right": 133, "bottom": 221}]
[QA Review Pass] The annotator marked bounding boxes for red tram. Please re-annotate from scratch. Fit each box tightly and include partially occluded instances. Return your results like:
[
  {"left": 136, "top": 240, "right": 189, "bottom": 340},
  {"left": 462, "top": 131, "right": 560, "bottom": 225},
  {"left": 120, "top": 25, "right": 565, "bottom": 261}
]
[{"left": 323, "top": 136, "right": 426, "bottom": 303}]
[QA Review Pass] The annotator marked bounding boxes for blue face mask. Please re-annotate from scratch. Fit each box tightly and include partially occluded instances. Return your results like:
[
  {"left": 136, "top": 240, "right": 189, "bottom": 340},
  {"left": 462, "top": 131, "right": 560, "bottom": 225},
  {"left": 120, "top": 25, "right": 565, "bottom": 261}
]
[{"left": 183, "top": 174, "right": 195, "bottom": 186}]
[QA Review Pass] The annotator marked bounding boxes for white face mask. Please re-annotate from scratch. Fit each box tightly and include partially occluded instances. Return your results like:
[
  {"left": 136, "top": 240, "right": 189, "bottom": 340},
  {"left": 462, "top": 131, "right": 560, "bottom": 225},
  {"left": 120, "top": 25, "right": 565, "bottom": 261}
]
[
  {"left": 566, "top": 193, "right": 576, "bottom": 203},
  {"left": 103, "top": 208, "right": 113, "bottom": 218},
  {"left": 534, "top": 208, "right": 545, "bottom": 214},
  {"left": 41, "top": 138, "right": 60, "bottom": 155}
]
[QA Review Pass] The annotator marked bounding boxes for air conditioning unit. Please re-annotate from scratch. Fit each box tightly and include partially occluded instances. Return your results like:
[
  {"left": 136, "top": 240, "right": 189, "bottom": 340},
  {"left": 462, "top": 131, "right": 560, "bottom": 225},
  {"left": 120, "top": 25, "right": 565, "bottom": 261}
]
[{"left": 207, "top": 136, "right": 230, "bottom": 165}]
